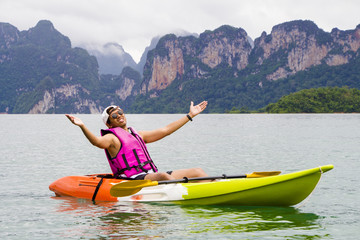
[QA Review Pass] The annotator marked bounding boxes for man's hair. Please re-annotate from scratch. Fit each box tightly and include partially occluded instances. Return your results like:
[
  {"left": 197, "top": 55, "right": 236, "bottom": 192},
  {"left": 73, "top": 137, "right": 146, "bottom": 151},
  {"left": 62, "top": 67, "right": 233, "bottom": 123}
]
[{"left": 106, "top": 106, "right": 116, "bottom": 124}]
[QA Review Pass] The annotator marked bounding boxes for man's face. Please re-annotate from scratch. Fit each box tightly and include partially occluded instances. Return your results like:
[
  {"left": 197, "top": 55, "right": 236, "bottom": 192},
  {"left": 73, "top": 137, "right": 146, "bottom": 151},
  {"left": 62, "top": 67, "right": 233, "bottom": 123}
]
[{"left": 108, "top": 106, "right": 127, "bottom": 128}]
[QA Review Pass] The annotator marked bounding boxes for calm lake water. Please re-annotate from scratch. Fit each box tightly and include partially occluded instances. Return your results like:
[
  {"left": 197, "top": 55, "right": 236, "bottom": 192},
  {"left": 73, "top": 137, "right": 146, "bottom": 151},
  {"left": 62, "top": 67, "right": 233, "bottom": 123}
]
[{"left": 0, "top": 114, "right": 359, "bottom": 239}]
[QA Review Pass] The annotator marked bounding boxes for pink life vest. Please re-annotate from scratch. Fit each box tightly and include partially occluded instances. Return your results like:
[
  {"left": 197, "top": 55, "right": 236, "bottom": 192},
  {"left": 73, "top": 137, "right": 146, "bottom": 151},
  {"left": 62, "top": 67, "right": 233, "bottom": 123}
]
[{"left": 100, "top": 127, "right": 158, "bottom": 178}]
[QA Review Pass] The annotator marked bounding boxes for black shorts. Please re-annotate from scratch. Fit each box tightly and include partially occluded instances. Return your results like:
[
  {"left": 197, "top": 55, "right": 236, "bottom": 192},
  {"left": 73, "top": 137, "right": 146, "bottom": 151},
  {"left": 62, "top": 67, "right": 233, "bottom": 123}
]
[{"left": 133, "top": 171, "right": 173, "bottom": 180}]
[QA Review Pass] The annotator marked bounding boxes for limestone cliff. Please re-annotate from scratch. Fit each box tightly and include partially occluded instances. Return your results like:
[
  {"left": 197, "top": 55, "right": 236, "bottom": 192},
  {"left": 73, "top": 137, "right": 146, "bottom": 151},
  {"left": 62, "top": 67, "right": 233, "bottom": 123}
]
[
  {"left": 331, "top": 26, "right": 360, "bottom": 52},
  {"left": 142, "top": 21, "right": 360, "bottom": 93},
  {"left": 148, "top": 38, "right": 184, "bottom": 91},
  {"left": 28, "top": 90, "right": 55, "bottom": 114},
  {"left": 116, "top": 77, "right": 136, "bottom": 100},
  {"left": 142, "top": 25, "right": 252, "bottom": 94},
  {"left": 199, "top": 26, "right": 251, "bottom": 70},
  {"left": 28, "top": 84, "right": 102, "bottom": 114},
  {"left": 253, "top": 21, "right": 360, "bottom": 81}
]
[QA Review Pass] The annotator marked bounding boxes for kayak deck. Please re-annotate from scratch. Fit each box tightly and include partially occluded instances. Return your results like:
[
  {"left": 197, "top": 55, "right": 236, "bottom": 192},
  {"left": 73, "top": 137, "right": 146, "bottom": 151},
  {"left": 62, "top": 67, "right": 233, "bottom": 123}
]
[{"left": 49, "top": 165, "right": 333, "bottom": 206}]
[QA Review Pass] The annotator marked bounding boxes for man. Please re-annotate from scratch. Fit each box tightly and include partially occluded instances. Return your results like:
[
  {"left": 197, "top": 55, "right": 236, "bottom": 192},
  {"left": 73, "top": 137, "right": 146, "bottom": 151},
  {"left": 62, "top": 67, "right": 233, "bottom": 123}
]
[{"left": 65, "top": 101, "right": 208, "bottom": 181}]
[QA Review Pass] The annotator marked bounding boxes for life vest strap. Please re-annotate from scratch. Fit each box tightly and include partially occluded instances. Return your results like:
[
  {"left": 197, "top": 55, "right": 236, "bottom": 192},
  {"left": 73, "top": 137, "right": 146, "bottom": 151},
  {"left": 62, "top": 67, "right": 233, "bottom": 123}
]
[
  {"left": 133, "top": 149, "right": 148, "bottom": 173},
  {"left": 115, "top": 152, "right": 153, "bottom": 178},
  {"left": 122, "top": 154, "right": 131, "bottom": 171}
]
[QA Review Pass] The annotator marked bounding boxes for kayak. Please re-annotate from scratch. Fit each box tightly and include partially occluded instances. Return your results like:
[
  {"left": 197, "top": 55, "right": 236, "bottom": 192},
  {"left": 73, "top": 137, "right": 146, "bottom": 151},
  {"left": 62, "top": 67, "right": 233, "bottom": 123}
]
[{"left": 49, "top": 165, "right": 333, "bottom": 206}]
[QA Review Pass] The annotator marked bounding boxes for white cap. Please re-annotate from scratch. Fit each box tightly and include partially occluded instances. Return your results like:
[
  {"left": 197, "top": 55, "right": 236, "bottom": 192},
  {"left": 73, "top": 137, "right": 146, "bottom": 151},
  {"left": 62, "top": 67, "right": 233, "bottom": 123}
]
[{"left": 102, "top": 105, "right": 117, "bottom": 125}]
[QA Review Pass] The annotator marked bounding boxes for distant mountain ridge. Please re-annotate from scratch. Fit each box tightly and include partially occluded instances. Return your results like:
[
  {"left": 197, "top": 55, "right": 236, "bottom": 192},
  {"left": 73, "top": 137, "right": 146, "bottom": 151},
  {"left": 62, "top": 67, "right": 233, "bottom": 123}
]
[
  {"left": 84, "top": 42, "right": 138, "bottom": 75},
  {"left": 0, "top": 19, "right": 359, "bottom": 113},
  {"left": 82, "top": 31, "right": 199, "bottom": 76}
]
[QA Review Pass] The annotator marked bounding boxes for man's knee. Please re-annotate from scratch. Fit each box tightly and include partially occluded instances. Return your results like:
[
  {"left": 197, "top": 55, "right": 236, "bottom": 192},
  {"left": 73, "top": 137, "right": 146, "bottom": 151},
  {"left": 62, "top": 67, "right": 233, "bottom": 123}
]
[
  {"left": 190, "top": 167, "right": 207, "bottom": 177},
  {"left": 146, "top": 172, "right": 173, "bottom": 181},
  {"left": 158, "top": 172, "right": 173, "bottom": 180}
]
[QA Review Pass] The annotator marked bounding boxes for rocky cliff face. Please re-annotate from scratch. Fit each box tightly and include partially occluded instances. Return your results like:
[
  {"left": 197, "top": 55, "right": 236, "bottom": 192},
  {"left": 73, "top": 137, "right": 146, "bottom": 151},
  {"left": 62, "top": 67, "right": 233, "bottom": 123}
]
[
  {"left": 148, "top": 37, "right": 184, "bottom": 91},
  {"left": 28, "top": 84, "right": 101, "bottom": 114},
  {"left": 252, "top": 21, "right": 360, "bottom": 80},
  {"left": 142, "top": 25, "right": 252, "bottom": 94},
  {"left": 141, "top": 21, "right": 360, "bottom": 93},
  {"left": 331, "top": 26, "right": 360, "bottom": 52},
  {"left": 199, "top": 26, "right": 251, "bottom": 70},
  {"left": 116, "top": 76, "right": 137, "bottom": 100}
]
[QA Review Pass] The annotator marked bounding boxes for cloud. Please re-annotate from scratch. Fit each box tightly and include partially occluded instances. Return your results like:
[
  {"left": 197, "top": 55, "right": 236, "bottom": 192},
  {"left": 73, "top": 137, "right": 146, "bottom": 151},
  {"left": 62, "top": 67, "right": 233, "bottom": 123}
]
[{"left": 0, "top": 0, "right": 359, "bottom": 62}]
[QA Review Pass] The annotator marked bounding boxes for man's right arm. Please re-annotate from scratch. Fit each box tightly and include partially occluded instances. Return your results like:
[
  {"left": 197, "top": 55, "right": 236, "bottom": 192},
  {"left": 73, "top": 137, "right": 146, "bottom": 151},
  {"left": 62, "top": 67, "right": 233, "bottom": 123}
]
[{"left": 65, "top": 114, "right": 114, "bottom": 149}]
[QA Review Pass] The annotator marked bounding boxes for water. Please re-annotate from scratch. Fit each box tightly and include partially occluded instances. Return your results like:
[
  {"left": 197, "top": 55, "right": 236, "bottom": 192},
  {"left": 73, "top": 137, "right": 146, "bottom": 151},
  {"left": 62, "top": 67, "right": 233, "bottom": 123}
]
[{"left": 0, "top": 114, "right": 359, "bottom": 239}]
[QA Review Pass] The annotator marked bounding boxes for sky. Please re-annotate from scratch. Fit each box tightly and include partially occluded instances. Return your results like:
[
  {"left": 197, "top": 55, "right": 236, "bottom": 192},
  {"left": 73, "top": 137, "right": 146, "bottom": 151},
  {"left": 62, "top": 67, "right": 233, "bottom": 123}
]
[{"left": 1, "top": 0, "right": 359, "bottom": 63}]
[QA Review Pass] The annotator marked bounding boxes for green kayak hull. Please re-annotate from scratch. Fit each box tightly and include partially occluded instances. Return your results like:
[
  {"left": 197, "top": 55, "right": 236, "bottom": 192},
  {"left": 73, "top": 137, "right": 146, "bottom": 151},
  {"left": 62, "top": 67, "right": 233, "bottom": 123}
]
[{"left": 169, "top": 165, "right": 333, "bottom": 206}]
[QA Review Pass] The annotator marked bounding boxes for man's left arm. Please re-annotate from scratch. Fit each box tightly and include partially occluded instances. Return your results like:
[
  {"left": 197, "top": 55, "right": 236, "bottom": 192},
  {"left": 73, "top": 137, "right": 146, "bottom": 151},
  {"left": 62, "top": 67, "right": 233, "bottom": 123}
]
[{"left": 140, "top": 101, "right": 208, "bottom": 143}]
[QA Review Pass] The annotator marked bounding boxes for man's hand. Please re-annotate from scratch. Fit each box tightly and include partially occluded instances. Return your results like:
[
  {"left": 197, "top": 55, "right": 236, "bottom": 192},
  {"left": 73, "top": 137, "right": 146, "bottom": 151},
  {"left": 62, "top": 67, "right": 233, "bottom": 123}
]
[
  {"left": 189, "top": 101, "right": 208, "bottom": 118},
  {"left": 65, "top": 114, "right": 84, "bottom": 127}
]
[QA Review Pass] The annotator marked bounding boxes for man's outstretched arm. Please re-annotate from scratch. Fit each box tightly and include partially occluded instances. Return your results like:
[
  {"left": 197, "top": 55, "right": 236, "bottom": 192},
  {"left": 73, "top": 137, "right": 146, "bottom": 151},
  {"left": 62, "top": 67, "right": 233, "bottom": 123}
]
[{"left": 140, "top": 101, "right": 208, "bottom": 143}]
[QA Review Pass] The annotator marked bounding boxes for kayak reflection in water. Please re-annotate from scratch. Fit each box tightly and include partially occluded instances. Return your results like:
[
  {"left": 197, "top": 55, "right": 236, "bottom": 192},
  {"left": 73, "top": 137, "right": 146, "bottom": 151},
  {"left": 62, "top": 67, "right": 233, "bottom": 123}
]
[{"left": 65, "top": 101, "right": 209, "bottom": 181}]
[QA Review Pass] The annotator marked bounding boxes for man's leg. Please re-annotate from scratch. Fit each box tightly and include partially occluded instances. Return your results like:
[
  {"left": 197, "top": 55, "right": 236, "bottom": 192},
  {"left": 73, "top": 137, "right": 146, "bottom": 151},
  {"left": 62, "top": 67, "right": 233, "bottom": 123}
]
[
  {"left": 144, "top": 168, "right": 208, "bottom": 181},
  {"left": 144, "top": 172, "right": 174, "bottom": 181},
  {"left": 170, "top": 168, "right": 208, "bottom": 179}
]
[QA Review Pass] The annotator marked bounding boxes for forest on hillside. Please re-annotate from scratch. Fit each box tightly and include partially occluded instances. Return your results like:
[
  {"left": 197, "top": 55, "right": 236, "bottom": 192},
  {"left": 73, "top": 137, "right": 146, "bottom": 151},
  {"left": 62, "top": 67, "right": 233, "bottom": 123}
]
[{"left": 263, "top": 87, "right": 360, "bottom": 113}]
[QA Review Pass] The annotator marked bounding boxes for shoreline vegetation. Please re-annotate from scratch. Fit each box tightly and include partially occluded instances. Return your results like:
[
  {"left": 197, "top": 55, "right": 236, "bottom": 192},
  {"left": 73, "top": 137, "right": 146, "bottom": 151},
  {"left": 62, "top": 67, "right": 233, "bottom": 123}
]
[
  {"left": 1, "top": 87, "right": 359, "bottom": 115},
  {"left": 227, "top": 87, "right": 360, "bottom": 114}
]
